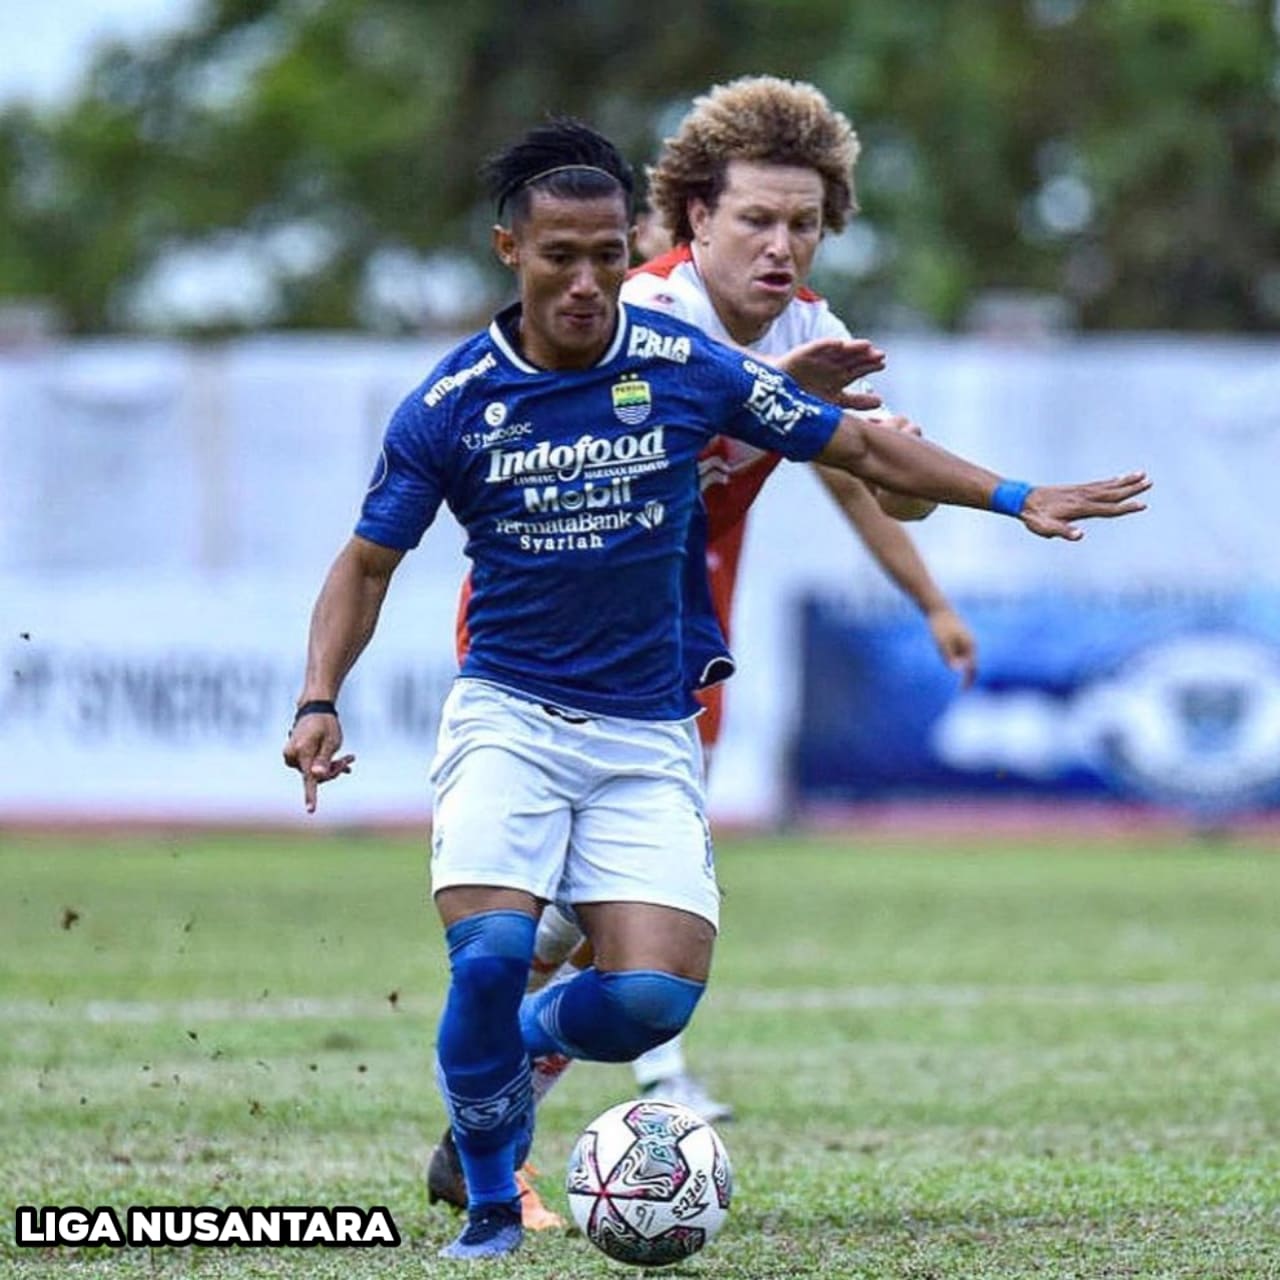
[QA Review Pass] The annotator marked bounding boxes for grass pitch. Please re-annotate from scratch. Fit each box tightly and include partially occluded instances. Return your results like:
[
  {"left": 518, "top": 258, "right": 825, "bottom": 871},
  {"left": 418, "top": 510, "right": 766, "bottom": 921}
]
[{"left": 2, "top": 829, "right": 1278, "bottom": 1277}]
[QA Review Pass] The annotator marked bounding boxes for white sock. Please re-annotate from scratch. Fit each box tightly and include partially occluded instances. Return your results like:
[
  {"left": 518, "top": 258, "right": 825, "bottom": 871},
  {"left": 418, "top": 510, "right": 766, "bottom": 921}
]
[
  {"left": 531, "top": 1051, "right": 573, "bottom": 1104},
  {"left": 528, "top": 959, "right": 580, "bottom": 1104},
  {"left": 528, "top": 904, "right": 584, "bottom": 993},
  {"left": 632, "top": 1034, "right": 687, "bottom": 1088}
]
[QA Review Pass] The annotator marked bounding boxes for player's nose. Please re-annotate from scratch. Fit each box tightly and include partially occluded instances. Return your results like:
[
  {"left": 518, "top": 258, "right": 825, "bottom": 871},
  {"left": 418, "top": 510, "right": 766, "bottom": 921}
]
[
  {"left": 566, "top": 261, "right": 601, "bottom": 294},
  {"left": 763, "top": 224, "right": 791, "bottom": 260}
]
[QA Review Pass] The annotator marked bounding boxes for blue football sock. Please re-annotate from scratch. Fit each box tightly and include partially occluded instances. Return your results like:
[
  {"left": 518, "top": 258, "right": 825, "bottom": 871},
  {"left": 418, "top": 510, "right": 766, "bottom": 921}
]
[
  {"left": 520, "top": 966, "right": 704, "bottom": 1063},
  {"left": 436, "top": 910, "right": 536, "bottom": 1206}
]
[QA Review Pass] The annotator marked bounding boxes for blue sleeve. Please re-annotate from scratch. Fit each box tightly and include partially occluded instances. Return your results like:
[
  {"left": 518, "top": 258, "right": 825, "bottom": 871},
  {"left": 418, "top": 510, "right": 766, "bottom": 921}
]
[
  {"left": 354, "top": 389, "right": 450, "bottom": 550},
  {"left": 706, "top": 346, "right": 844, "bottom": 460}
]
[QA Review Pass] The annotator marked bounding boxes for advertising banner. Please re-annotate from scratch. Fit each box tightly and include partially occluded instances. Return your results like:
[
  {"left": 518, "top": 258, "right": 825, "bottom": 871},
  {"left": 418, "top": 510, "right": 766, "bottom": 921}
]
[
  {"left": 4, "top": 332, "right": 1280, "bottom": 826},
  {"left": 792, "top": 591, "right": 1280, "bottom": 818},
  {"left": 1, "top": 570, "right": 461, "bottom": 825}
]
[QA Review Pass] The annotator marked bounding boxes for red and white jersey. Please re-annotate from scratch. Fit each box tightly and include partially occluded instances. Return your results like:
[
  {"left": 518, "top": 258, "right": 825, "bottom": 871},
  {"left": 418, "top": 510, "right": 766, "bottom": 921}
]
[
  {"left": 622, "top": 245, "right": 853, "bottom": 545},
  {"left": 622, "top": 245, "right": 854, "bottom": 745}
]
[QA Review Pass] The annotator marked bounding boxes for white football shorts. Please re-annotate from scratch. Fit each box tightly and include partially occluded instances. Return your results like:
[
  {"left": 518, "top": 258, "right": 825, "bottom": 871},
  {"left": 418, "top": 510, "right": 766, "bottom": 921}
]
[{"left": 429, "top": 678, "right": 719, "bottom": 929}]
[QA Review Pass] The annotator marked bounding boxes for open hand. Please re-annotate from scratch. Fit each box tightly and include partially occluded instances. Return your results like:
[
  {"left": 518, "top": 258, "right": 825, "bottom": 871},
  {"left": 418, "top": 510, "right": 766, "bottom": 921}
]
[
  {"left": 777, "top": 337, "right": 886, "bottom": 405},
  {"left": 1021, "top": 472, "right": 1152, "bottom": 540}
]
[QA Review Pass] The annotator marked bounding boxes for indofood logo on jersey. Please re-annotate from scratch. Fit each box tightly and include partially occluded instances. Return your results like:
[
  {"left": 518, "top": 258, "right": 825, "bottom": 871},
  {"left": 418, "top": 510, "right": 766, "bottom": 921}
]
[
  {"left": 485, "top": 428, "right": 666, "bottom": 484},
  {"left": 611, "top": 375, "right": 652, "bottom": 425}
]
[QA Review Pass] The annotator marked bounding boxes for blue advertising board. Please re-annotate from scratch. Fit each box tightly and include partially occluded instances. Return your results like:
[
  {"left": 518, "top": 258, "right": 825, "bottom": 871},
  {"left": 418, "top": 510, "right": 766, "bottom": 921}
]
[{"left": 792, "top": 591, "right": 1280, "bottom": 819}]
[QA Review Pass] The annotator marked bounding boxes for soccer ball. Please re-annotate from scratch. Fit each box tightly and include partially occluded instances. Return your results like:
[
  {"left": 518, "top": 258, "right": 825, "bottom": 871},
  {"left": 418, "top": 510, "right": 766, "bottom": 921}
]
[{"left": 566, "top": 1098, "right": 732, "bottom": 1267}]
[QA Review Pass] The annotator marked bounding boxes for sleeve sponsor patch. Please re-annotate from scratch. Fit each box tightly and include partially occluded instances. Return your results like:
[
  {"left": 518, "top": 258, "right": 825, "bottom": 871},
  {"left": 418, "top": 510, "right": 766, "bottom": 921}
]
[{"left": 740, "top": 359, "right": 823, "bottom": 436}]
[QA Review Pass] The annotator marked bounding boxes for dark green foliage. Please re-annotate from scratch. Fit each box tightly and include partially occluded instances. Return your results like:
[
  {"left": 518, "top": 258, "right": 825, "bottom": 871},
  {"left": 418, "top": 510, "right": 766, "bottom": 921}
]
[{"left": 1, "top": 0, "right": 1276, "bottom": 333}]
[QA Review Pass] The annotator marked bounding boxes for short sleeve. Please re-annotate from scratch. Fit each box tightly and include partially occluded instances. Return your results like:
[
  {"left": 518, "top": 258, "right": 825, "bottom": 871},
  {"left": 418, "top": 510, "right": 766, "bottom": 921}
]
[
  {"left": 354, "top": 390, "right": 449, "bottom": 550},
  {"left": 704, "top": 346, "right": 844, "bottom": 462}
]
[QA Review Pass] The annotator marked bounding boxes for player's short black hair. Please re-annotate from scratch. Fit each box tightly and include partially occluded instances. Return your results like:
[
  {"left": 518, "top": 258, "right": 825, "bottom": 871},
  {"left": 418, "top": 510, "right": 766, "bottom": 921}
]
[{"left": 484, "top": 117, "right": 635, "bottom": 224}]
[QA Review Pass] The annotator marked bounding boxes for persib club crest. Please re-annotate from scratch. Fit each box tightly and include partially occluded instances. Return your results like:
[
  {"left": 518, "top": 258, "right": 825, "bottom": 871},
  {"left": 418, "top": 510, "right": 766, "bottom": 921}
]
[{"left": 612, "top": 377, "right": 652, "bottom": 425}]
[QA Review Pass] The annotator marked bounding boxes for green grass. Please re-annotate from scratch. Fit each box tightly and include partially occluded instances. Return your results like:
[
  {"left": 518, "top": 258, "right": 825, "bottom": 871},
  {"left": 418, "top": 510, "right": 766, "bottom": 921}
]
[{"left": 2, "top": 830, "right": 1279, "bottom": 1277}]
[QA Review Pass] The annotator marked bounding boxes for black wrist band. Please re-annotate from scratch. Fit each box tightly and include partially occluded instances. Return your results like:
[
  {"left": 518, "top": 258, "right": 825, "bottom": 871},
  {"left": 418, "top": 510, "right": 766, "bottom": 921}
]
[{"left": 293, "top": 699, "right": 338, "bottom": 724}]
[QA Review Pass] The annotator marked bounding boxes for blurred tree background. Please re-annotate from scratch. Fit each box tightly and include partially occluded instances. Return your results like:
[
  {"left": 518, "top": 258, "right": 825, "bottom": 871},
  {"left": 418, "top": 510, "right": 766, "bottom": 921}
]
[{"left": 1, "top": 0, "right": 1277, "bottom": 335}]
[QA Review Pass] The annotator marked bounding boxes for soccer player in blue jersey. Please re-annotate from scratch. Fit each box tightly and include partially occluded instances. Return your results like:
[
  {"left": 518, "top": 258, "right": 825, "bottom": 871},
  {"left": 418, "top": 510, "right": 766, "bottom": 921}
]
[{"left": 283, "top": 118, "right": 1149, "bottom": 1260}]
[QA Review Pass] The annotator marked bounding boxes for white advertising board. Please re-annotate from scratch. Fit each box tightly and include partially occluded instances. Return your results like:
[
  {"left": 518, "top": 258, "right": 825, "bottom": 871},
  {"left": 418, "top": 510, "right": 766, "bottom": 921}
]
[{"left": 4, "top": 332, "right": 1279, "bottom": 825}]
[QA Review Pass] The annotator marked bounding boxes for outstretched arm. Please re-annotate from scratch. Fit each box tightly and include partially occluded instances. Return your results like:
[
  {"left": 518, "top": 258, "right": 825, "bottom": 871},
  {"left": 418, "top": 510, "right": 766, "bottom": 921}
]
[
  {"left": 815, "top": 466, "right": 977, "bottom": 685},
  {"left": 282, "top": 535, "right": 406, "bottom": 811},
  {"left": 817, "top": 414, "right": 1150, "bottom": 540}
]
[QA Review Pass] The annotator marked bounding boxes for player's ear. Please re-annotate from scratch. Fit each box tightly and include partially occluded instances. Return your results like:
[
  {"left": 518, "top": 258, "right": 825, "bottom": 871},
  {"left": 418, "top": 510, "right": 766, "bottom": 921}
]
[
  {"left": 491, "top": 224, "right": 518, "bottom": 271},
  {"left": 688, "top": 198, "right": 712, "bottom": 246}
]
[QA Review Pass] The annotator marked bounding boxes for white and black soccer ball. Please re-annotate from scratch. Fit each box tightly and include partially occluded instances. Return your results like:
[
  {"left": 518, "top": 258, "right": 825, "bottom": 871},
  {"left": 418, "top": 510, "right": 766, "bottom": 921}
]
[{"left": 566, "top": 1098, "right": 732, "bottom": 1268}]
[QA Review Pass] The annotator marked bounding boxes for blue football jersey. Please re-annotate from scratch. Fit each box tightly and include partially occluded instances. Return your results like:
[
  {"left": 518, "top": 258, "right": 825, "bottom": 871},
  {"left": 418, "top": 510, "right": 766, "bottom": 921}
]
[
  {"left": 357, "top": 301, "right": 843, "bottom": 720},
  {"left": 680, "top": 498, "right": 736, "bottom": 694}
]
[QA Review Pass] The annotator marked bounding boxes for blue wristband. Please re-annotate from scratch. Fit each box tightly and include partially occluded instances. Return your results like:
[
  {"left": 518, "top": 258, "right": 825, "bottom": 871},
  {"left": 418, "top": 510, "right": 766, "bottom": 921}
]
[{"left": 990, "top": 480, "right": 1033, "bottom": 517}]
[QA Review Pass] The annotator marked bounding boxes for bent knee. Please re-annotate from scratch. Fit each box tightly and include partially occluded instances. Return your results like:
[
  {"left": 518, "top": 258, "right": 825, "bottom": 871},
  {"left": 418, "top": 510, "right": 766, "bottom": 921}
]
[{"left": 601, "top": 969, "right": 704, "bottom": 1059}]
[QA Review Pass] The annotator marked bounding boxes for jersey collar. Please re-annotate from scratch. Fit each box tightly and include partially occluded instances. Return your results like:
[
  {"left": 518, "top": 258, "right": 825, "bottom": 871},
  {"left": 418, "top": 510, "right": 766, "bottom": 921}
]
[{"left": 488, "top": 301, "right": 630, "bottom": 374}]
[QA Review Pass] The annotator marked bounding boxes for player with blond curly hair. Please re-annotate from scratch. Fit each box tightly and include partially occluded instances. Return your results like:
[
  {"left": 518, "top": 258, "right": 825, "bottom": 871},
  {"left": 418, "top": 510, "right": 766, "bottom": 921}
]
[{"left": 535, "top": 73, "right": 981, "bottom": 1111}]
